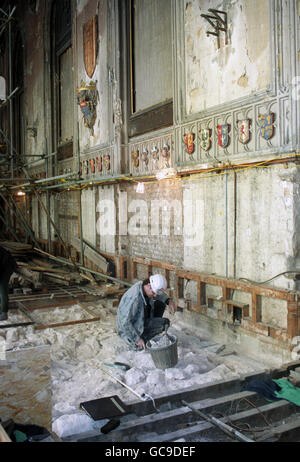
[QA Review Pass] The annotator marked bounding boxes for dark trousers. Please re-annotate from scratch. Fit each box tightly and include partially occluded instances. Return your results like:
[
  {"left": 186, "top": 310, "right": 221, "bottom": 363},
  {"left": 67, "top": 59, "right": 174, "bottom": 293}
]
[
  {"left": 141, "top": 300, "right": 170, "bottom": 343},
  {"left": 0, "top": 272, "right": 12, "bottom": 314}
]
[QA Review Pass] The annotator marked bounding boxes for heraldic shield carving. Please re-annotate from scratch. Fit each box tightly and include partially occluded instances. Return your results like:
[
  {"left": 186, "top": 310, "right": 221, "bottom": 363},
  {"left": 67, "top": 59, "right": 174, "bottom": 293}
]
[
  {"left": 217, "top": 124, "right": 230, "bottom": 148},
  {"left": 77, "top": 80, "right": 99, "bottom": 136},
  {"left": 258, "top": 112, "right": 275, "bottom": 140},
  {"left": 83, "top": 16, "right": 98, "bottom": 79}
]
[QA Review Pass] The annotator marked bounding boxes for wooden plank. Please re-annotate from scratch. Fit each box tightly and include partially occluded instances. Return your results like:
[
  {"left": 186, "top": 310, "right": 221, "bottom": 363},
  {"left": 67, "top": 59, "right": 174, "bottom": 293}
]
[
  {"left": 21, "top": 300, "right": 79, "bottom": 311},
  {"left": 224, "top": 300, "right": 249, "bottom": 309},
  {"left": 9, "top": 292, "right": 92, "bottom": 303},
  {"left": 0, "top": 321, "right": 35, "bottom": 329},
  {"left": 138, "top": 400, "right": 292, "bottom": 443},
  {"left": 252, "top": 292, "right": 261, "bottom": 324},
  {"left": 175, "top": 269, "right": 295, "bottom": 300},
  {"left": 126, "top": 369, "right": 273, "bottom": 417},
  {"left": 176, "top": 270, "right": 200, "bottom": 281},
  {"left": 130, "top": 256, "right": 294, "bottom": 302},
  {"left": 72, "top": 237, "right": 108, "bottom": 273},
  {"left": 94, "top": 390, "right": 260, "bottom": 440},
  {"left": 35, "top": 316, "right": 101, "bottom": 330},
  {"left": 78, "top": 303, "right": 98, "bottom": 318},
  {"left": 287, "top": 300, "right": 298, "bottom": 338},
  {"left": 17, "top": 262, "right": 71, "bottom": 276},
  {"left": 182, "top": 400, "right": 254, "bottom": 442},
  {"left": 16, "top": 297, "right": 101, "bottom": 330},
  {"left": 31, "top": 258, "right": 54, "bottom": 268},
  {"left": 17, "top": 303, "right": 38, "bottom": 324},
  {"left": 128, "top": 100, "right": 173, "bottom": 138},
  {"left": 207, "top": 296, "right": 223, "bottom": 303},
  {"left": 132, "top": 256, "right": 177, "bottom": 271},
  {"left": 256, "top": 416, "right": 300, "bottom": 442},
  {"left": 198, "top": 280, "right": 206, "bottom": 306}
]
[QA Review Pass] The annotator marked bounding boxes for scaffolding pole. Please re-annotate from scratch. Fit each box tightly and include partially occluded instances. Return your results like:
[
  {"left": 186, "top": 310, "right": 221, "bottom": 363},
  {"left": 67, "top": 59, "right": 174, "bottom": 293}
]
[
  {"left": 34, "top": 247, "right": 132, "bottom": 287},
  {"left": 0, "top": 85, "right": 20, "bottom": 108},
  {"left": 0, "top": 5, "right": 16, "bottom": 39},
  {"left": 7, "top": 171, "right": 79, "bottom": 191},
  {"left": 75, "top": 121, "right": 85, "bottom": 266},
  {"left": 7, "top": 192, "right": 41, "bottom": 248},
  {"left": 21, "top": 164, "right": 80, "bottom": 269},
  {"left": 0, "top": 191, "right": 42, "bottom": 249},
  {"left": 0, "top": 203, "right": 20, "bottom": 242},
  {"left": 30, "top": 185, "right": 78, "bottom": 268},
  {"left": 8, "top": 4, "right": 14, "bottom": 180},
  {"left": 78, "top": 188, "right": 84, "bottom": 266},
  {"left": 45, "top": 139, "right": 52, "bottom": 254}
]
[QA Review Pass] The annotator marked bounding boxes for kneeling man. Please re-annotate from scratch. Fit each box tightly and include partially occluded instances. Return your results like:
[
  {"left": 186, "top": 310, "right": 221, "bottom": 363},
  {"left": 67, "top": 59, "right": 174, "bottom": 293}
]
[{"left": 116, "top": 274, "right": 176, "bottom": 350}]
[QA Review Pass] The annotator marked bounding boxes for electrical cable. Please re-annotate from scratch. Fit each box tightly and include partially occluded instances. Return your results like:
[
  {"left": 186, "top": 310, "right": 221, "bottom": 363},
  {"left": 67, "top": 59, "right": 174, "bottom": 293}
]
[
  {"left": 141, "top": 392, "right": 160, "bottom": 413},
  {"left": 212, "top": 402, "right": 272, "bottom": 435},
  {"left": 239, "top": 270, "right": 300, "bottom": 286},
  {"left": 8, "top": 152, "right": 299, "bottom": 193}
]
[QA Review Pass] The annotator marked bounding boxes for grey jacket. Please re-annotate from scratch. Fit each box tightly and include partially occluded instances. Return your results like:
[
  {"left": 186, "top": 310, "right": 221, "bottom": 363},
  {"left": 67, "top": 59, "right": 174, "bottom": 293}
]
[{"left": 116, "top": 281, "right": 169, "bottom": 347}]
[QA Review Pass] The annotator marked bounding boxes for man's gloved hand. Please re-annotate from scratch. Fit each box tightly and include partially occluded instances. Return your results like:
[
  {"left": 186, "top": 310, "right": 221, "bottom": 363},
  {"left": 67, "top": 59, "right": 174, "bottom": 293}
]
[
  {"left": 168, "top": 299, "right": 176, "bottom": 314},
  {"left": 136, "top": 338, "right": 146, "bottom": 350}
]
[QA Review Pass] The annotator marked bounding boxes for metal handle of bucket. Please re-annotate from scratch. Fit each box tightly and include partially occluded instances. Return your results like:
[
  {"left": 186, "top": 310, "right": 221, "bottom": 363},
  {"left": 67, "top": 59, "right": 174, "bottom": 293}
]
[{"left": 164, "top": 324, "right": 172, "bottom": 341}]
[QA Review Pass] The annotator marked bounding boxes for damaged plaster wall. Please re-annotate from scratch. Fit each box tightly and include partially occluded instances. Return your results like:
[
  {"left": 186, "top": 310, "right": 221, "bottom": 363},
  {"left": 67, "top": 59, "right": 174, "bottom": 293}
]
[
  {"left": 181, "top": 164, "right": 297, "bottom": 294},
  {"left": 56, "top": 191, "right": 79, "bottom": 246},
  {"left": 22, "top": 1, "right": 47, "bottom": 164},
  {"left": 81, "top": 187, "right": 97, "bottom": 246},
  {"left": 118, "top": 180, "right": 184, "bottom": 267},
  {"left": 183, "top": 175, "right": 229, "bottom": 276},
  {"left": 235, "top": 166, "right": 296, "bottom": 291},
  {"left": 6, "top": 0, "right": 299, "bottom": 356},
  {"left": 96, "top": 184, "right": 116, "bottom": 254},
  {"left": 185, "top": 0, "right": 271, "bottom": 114}
]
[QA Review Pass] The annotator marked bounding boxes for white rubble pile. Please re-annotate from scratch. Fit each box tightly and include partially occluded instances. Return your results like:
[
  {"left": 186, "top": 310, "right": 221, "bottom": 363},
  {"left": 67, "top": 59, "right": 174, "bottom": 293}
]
[
  {"left": 1, "top": 302, "right": 267, "bottom": 438},
  {"left": 148, "top": 334, "right": 173, "bottom": 348},
  {"left": 52, "top": 413, "right": 107, "bottom": 438}
]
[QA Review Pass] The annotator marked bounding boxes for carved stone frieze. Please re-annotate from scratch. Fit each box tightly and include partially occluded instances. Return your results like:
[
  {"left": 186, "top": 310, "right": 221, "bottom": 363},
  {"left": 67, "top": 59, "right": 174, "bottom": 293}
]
[
  {"left": 129, "top": 133, "right": 174, "bottom": 176},
  {"left": 79, "top": 148, "right": 114, "bottom": 179},
  {"left": 171, "top": 0, "right": 297, "bottom": 166},
  {"left": 174, "top": 95, "right": 286, "bottom": 167}
]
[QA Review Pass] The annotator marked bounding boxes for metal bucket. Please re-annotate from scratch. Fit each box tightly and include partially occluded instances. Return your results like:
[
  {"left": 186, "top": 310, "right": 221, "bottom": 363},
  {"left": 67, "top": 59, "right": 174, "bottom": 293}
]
[{"left": 146, "top": 334, "right": 178, "bottom": 370}]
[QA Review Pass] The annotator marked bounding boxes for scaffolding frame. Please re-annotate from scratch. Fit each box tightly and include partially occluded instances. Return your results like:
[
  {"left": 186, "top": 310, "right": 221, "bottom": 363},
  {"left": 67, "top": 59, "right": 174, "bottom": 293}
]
[
  {"left": 0, "top": 4, "right": 87, "bottom": 273},
  {"left": 0, "top": 0, "right": 128, "bottom": 285}
]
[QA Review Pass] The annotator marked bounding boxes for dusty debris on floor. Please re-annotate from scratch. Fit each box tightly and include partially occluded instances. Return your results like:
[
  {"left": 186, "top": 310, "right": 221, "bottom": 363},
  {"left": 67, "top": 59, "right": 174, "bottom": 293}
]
[
  {"left": 0, "top": 250, "right": 290, "bottom": 441},
  {"left": 0, "top": 294, "right": 270, "bottom": 440}
]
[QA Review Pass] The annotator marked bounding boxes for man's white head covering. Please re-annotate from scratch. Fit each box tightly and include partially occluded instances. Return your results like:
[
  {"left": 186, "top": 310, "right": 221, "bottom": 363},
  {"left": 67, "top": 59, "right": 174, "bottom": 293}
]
[{"left": 149, "top": 274, "right": 167, "bottom": 294}]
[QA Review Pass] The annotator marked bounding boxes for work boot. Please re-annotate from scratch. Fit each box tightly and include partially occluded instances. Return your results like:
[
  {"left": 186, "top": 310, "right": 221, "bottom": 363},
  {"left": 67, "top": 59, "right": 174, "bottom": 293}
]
[{"left": 0, "top": 312, "right": 8, "bottom": 321}]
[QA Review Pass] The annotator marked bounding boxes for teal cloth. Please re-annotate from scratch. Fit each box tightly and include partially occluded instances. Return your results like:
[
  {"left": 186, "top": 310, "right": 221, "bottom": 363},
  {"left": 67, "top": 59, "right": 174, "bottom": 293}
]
[
  {"left": 273, "top": 378, "right": 300, "bottom": 406},
  {"left": 13, "top": 430, "right": 27, "bottom": 442}
]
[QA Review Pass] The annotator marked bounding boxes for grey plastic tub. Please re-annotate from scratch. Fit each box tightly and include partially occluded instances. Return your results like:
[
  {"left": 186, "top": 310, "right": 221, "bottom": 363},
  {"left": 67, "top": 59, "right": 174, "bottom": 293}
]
[{"left": 146, "top": 334, "right": 178, "bottom": 370}]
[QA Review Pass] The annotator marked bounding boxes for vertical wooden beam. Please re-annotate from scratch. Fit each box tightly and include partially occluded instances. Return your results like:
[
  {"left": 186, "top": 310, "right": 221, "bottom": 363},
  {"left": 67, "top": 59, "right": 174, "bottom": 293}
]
[
  {"left": 119, "top": 256, "right": 124, "bottom": 281},
  {"left": 174, "top": 273, "right": 180, "bottom": 304},
  {"left": 297, "top": 295, "right": 300, "bottom": 337},
  {"left": 287, "top": 296, "right": 298, "bottom": 339},
  {"left": 132, "top": 259, "right": 137, "bottom": 279},
  {"left": 197, "top": 278, "right": 206, "bottom": 306},
  {"left": 164, "top": 268, "right": 170, "bottom": 288},
  {"left": 222, "top": 285, "right": 231, "bottom": 320},
  {"left": 252, "top": 293, "right": 262, "bottom": 324},
  {"left": 119, "top": 256, "right": 129, "bottom": 281}
]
